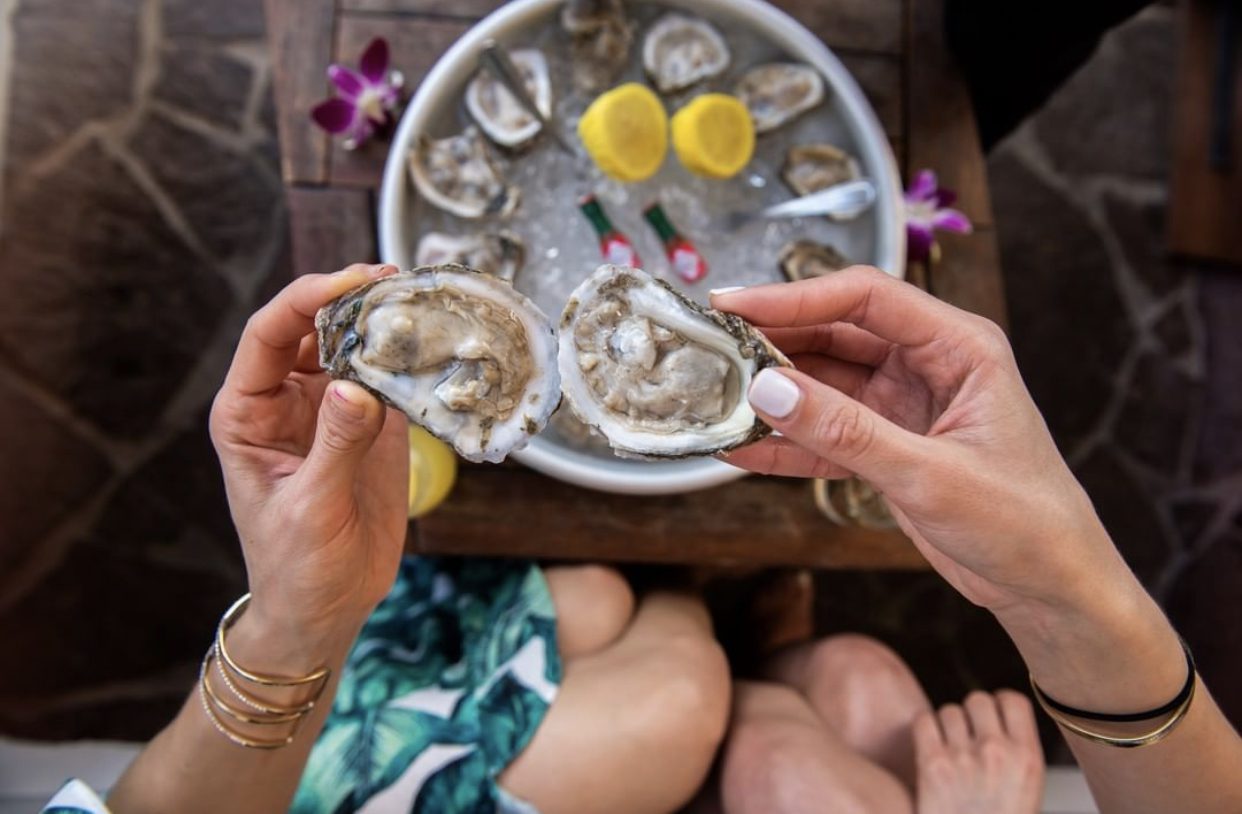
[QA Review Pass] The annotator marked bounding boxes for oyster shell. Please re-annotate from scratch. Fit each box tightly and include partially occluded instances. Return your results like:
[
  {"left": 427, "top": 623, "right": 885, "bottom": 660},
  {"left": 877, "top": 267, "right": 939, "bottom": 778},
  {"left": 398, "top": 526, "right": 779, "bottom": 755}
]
[
  {"left": 465, "top": 49, "right": 552, "bottom": 150},
  {"left": 562, "top": 0, "right": 633, "bottom": 92},
  {"left": 781, "top": 143, "right": 861, "bottom": 197},
  {"left": 735, "top": 63, "right": 825, "bottom": 134},
  {"left": 414, "top": 231, "right": 525, "bottom": 283},
  {"left": 780, "top": 240, "right": 850, "bottom": 282},
  {"left": 642, "top": 13, "right": 730, "bottom": 94},
  {"left": 316, "top": 266, "right": 560, "bottom": 463},
  {"left": 558, "top": 265, "right": 790, "bottom": 459},
  {"left": 408, "top": 126, "right": 519, "bottom": 219}
]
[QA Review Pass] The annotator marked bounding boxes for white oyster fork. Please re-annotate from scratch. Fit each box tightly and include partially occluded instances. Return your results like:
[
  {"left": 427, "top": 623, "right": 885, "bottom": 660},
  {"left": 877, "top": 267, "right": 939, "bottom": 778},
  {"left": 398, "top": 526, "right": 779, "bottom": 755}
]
[{"left": 721, "top": 178, "right": 877, "bottom": 232}]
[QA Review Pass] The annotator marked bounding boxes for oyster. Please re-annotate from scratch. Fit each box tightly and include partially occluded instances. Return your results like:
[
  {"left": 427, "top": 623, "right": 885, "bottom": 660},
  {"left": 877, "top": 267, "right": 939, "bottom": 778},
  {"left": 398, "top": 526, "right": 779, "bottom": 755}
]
[
  {"left": 408, "top": 126, "right": 519, "bottom": 219},
  {"left": 642, "top": 13, "right": 730, "bottom": 94},
  {"left": 415, "top": 231, "right": 525, "bottom": 282},
  {"left": 735, "top": 63, "right": 825, "bottom": 134},
  {"left": 781, "top": 143, "right": 860, "bottom": 197},
  {"left": 558, "top": 265, "right": 790, "bottom": 459},
  {"left": 562, "top": 0, "right": 633, "bottom": 92},
  {"left": 465, "top": 49, "right": 552, "bottom": 150},
  {"left": 316, "top": 266, "right": 560, "bottom": 464},
  {"left": 780, "top": 240, "right": 850, "bottom": 282}
]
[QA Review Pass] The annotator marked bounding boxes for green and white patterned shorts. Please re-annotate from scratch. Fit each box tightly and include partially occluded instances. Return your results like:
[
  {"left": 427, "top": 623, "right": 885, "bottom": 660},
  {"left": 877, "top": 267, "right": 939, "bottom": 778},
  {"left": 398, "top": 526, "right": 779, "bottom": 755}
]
[{"left": 43, "top": 556, "right": 560, "bottom": 814}]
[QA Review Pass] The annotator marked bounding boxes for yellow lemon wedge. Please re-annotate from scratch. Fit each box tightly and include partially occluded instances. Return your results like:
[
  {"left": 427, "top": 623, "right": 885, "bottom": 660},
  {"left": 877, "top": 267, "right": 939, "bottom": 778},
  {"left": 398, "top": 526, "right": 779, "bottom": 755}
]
[
  {"left": 671, "top": 93, "right": 756, "bottom": 179},
  {"left": 578, "top": 82, "right": 669, "bottom": 182},
  {"left": 407, "top": 425, "right": 457, "bottom": 518}
]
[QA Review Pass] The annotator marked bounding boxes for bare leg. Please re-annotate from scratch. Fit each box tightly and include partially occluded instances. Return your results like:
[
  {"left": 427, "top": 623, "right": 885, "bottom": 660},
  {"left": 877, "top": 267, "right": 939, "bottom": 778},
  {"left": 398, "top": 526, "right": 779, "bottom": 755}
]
[
  {"left": 764, "top": 634, "right": 932, "bottom": 790},
  {"left": 544, "top": 564, "right": 635, "bottom": 658},
  {"left": 913, "top": 691, "right": 1044, "bottom": 814},
  {"left": 720, "top": 681, "right": 914, "bottom": 814},
  {"left": 501, "top": 591, "right": 731, "bottom": 814}
]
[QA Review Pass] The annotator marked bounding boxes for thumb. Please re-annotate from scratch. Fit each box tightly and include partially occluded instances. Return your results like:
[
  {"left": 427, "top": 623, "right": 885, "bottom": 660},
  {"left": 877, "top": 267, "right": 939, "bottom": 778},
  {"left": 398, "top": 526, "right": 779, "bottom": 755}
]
[
  {"left": 747, "top": 367, "right": 929, "bottom": 491},
  {"left": 302, "top": 380, "right": 386, "bottom": 495}
]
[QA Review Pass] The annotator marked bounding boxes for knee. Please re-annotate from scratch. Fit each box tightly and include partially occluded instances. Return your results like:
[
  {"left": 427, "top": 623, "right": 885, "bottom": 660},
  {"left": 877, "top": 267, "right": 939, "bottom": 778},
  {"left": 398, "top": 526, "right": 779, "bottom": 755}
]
[
  {"left": 547, "top": 565, "right": 635, "bottom": 657},
  {"left": 804, "top": 634, "right": 912, "bottom": 694},
  {"left": 630, "top": 632, "right": 732, "bottom": 758}
]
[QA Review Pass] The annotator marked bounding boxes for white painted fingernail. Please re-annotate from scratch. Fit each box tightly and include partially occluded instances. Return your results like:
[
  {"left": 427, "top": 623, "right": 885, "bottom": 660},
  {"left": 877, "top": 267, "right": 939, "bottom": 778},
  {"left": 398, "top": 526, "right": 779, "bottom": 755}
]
[
  {"left": 709, "top": 285, "right": 745, "bottom": 297},
  {"left": 749, "top": 369, "right": 801, "bottom": 418}
]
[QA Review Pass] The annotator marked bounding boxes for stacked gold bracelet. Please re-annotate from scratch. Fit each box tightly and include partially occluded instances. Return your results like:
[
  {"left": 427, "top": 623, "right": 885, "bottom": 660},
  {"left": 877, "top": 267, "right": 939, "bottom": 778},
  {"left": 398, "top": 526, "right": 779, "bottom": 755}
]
[
  {"left": 1030, "top": 638, "right": 1197, "bottom": 749},
  {"left": 197, "top": 594, "right": 331, "bottom": 750}
]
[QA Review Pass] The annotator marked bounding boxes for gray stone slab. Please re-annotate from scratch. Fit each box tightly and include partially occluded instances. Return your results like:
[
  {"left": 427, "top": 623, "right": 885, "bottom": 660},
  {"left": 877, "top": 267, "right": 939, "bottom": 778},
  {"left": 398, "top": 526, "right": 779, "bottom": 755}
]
[
  {"left": 987, "top": 149, "right": 1134, "bottom": 452},
  {"left": 0, "top": 376, "right": 112, "bottom": 586},
  {"left": 127, "top": 113, "right": 283, "bottom": 269},
  {"left": 1032, "top": 6, "right": 1175, "bottom": 180},
  {"left": 1114, "top": 352, "right": 1200, "bottom": 472},
  {"left": 4, "top": 0, "right": 138, "bottom": 179},
  {"left": 0, "top": 142, "right": 233, "bottom": 439},
  {"left": 154, "top": 44, "right": 254, "bottom": 131}
]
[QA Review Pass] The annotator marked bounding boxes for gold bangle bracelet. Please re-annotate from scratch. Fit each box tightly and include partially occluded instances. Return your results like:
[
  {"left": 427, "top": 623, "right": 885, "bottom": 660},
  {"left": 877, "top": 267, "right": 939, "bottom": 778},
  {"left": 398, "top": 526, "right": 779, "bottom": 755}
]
[
  {"left": 216, "top": 593, "right": 331, "bottom": 688},
  {"left": 214, "top": 651, "right": 317, "bottom": 716},
  {"left": 1030, "top": 671, "right": 1197, "bottom": 749},
  {"left": 200, "top": 652, "right": 307, "bottom": 725},
  {"left": 197, "top": 673, "right": 296, "bottom": 750}
]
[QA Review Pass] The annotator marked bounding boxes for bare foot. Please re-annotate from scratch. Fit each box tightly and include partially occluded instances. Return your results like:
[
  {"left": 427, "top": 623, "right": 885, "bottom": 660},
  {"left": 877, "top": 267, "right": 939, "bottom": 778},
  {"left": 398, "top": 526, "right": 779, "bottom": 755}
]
[{"left": 913, "top": 690, "right": 1044, "bottom": 814}]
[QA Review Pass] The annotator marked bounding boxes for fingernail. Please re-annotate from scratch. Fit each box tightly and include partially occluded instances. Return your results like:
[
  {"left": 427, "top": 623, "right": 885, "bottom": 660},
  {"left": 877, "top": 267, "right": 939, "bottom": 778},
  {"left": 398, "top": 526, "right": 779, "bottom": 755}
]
[
  {"left": 748, "top": 369, "right": 800, "bottom": 419},
  {"left": 331, "top": 381, "right": 368, "bottom": 419},
  {"left": 371, "top": 264, "right": 398, "bottom": 278},
  {"left": 709, "top": 285, "right": 745, "bottom": 297}
]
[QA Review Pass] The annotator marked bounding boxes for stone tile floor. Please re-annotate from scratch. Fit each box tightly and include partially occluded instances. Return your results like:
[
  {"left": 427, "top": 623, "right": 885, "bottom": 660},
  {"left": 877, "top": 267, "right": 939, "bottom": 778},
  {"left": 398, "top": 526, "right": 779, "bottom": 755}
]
[{"left": 0, "top": 0, "right": 1238, "bottom": 773}]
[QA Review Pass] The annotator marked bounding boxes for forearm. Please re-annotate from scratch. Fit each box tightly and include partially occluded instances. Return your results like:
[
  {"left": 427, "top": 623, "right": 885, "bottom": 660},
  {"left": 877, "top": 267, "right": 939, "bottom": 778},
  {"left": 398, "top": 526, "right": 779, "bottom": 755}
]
[
  {"left": 107, "top": 610, "right": 362, "bottom": 814},
  {"left": 996, "top": 557, "right": 1242, "bottom": 814}
]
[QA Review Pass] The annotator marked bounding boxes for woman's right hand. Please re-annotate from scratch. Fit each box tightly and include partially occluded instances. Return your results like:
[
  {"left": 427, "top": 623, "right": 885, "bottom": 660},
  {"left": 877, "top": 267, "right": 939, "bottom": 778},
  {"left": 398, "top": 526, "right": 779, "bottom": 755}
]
[{"left": 712, "top": 266, "right": 1127, "bottom": 621}]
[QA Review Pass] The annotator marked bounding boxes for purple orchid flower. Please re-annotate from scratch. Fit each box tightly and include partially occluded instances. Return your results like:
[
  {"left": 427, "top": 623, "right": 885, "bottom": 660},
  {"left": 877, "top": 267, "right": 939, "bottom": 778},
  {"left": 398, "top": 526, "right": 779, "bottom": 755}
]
[
  {"left": 905, "top": 169, "right": 972, "bottom": 263},
  {"left": 311, "top": 38, "right": 405, "bottom": 150}
]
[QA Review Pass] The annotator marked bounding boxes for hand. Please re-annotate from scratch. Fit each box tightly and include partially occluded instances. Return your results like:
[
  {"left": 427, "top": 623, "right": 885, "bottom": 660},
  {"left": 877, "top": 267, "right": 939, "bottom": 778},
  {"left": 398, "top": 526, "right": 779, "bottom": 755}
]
[
  {"left": 210, "top": 265, "right": 409, "bottom": 650},
  {"left": 713, "top": 266, "right": 1126, "bottom": 618}
]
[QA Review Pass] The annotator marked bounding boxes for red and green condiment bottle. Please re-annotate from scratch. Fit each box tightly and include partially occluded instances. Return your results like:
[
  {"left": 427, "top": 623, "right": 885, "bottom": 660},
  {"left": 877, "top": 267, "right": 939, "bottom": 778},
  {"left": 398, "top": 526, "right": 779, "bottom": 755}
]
[
  {"left": 643, "top": 202, "right": 707, "bottom": 283},
  {"left": 579, "top": 194, "right": 642, "bottom": 268}
]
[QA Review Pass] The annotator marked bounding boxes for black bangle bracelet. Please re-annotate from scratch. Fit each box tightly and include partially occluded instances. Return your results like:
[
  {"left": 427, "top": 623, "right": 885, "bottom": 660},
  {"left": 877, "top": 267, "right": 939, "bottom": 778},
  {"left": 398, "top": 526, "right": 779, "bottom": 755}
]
[{"left": 1031, "top": 638, "right": 1195, "bottom": 723}]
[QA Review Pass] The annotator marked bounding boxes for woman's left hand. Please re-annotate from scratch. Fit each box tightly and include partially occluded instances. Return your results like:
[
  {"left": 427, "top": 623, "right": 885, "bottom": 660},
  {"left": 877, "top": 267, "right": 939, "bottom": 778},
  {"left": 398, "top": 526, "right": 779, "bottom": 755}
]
[{"left": 209, "top": 264, "right": 409, "bottom": 652}]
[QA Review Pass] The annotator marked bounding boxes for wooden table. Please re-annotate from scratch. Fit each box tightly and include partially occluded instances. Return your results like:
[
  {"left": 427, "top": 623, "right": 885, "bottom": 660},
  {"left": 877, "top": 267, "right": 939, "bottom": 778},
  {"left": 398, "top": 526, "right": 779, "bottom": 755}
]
[{"left": 262, "top": 0, "right": 1006, "bottom": 570}]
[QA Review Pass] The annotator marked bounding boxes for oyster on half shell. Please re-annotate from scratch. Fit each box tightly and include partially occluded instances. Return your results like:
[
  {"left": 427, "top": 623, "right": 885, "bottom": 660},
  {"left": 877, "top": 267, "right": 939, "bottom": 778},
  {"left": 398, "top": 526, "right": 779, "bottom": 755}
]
[
  {"left": 415, "top": 231, "right": 526, "bottom": 282},
  {"left": 780, "top": 239, "right": 850, "bottom": 282},
  {"left": 642, "top": 13, "right": 730, "bottom": 94},
  {"left": 562, "top": 0, "right": 633, "bottom": 92},
  {"left": 782, "top": 143, "right": 861, "bottom": 198},
  {"left": 735, "top": 63, "right": 825, "bottom": 134},
  {"left": 408, "top": 126, "right": 519, "bottom": 219},
  {"left": 465, "top": 49, "right": 552, "bottom": 150},
  {"left": 558, "top": 265, "right": 790, "bottom": 459},
  {"left": 316, "top": 266, "right": 560, "bottom": 463}
]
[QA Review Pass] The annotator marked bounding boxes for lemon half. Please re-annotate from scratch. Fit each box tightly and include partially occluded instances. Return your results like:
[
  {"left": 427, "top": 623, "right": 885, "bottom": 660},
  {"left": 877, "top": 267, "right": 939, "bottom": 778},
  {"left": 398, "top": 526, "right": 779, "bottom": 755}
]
[
  {"left": 671, "top": 93, "right": 755, "bottom": 179},
  {"left": 407, "top": 425, "right": 457, "bottom": 518},
  {"left": 578, "top": 82, "right": 669, "bottom": 182}
]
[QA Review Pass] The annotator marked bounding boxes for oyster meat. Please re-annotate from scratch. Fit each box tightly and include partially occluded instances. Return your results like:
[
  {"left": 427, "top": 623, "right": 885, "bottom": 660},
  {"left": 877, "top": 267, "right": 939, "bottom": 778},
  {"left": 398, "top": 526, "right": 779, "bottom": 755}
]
[
  {"left": 562, "top": 0, "right": 633, "bottom": 92},
  {"left": 735, "top": 63, "right": 825, "bottom": 134},
  {"left": 782, "top": 143, "right": 860, "bottom": 197},
  {"left": 780, "top": 240, "right": 850, "bottom": 282},
  {"left": 558, "top": 265, "right": 790, "bottom": 459},
  {"left": 316, "top": 266, "right": 560, "bottom": 463},
  {"left": 408, "top": 126, "right": 519, "bottom": 219},
  {"left": 642, "top": 13, "right": 730, "bottom": 94},
  {"left": 465, "top": 49, "right": 552, "bottom": 150},
  {"left": 415, "top": 231, "right": 525, "bottom": 282}
]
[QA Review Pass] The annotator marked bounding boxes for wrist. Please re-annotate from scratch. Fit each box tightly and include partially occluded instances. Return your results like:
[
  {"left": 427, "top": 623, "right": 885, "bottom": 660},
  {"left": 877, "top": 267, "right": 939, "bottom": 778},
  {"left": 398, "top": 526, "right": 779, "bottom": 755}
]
[
  {"left": 228, "top": 597, "right": 364, "bottom": 677},
  {"left": 995, "top": 569, "right": 1185, "bottom": 715}
]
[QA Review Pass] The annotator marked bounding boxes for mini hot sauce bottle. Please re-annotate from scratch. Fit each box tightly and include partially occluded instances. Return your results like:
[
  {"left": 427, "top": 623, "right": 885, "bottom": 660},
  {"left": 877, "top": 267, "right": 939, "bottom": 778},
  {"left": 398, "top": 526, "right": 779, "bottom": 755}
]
[
  {"left": 643, "top": 202, "right": 707, "bottom": 283},
  {"left": 579, "top": 194, "right": 642, "bottom": 268}
]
